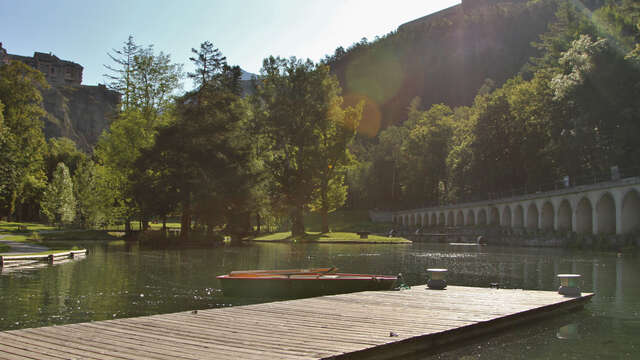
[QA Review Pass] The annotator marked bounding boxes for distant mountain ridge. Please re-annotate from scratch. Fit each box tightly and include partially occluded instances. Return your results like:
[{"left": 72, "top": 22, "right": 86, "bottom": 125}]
[{"left": 240, "top": 69, "right": 257, "bottom": 81}]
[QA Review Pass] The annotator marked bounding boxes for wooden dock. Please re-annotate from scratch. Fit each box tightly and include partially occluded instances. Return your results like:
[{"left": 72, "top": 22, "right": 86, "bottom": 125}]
[
  {"left": 0, "top": 285, "right": 592, "bottom": 360},
  {"left": 0, "top": 250, "right": 87, "bottom": 270}
]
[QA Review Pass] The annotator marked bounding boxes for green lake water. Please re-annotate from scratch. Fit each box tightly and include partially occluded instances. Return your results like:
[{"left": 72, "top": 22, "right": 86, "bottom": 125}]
[{"left": 1, "top": 241, "right": 638, "bottom": 359}]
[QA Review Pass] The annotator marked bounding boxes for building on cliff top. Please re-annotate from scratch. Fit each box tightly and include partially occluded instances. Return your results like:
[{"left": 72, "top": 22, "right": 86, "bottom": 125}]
[{"left": 0, "top": 42, "right": 83, "bottom": 86}]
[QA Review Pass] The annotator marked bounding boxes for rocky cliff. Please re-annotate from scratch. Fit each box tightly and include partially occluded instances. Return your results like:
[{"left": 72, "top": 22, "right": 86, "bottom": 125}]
[{"left": 41, "top": 85, "right": 120, "bottom": 151}]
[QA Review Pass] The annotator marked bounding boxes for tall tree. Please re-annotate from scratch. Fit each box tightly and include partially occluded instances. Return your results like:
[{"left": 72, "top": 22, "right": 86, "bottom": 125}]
[
  {"left": 131, "top": 46, "right": 183, "bottom": 127},
  {"left": 400, "top": 101, "right": 453, "bottom": 207},
  {"left": 104, "top": 35, "right": 140, "bottom": 110},
  {"left": 94, "top": 109, "right": 152, "bottom": 232},
  {"left": 41, "top": 162, "right": 75, "bottom": 227},
  {"left": 99, "top": 38, "right": 183, "bottom": 232},
  {"left": 256, "top": 57, "right": 358, "bottom": 236},
  {"left": 0, "top": 61, "right": 48, "bottom": 220},
  {"left": 44, "top": 137, "right": 86, "bottom": 181},
  {"left": 134, "top": 42, "right": 258, "bottom": 241},
  {"left": 74, "top": 159, "right": 114, "bottom": 228},
  {"left": 312, "top": 96, "right": 362, "bottom": 233},
  {"left": 188, "top": 41, "right": 227, "bottom": 90}
]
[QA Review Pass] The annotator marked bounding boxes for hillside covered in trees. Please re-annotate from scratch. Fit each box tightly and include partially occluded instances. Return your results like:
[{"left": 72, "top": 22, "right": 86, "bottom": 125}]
[
  {"left": 345, "top": 0, "right": 640, "bottom": 211},
  {"left": 326, "top": 0, "right": 610, "bottom": 132}
]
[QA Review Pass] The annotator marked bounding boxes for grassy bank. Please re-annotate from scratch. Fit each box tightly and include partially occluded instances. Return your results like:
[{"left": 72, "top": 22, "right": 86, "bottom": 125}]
[
  {"left": 303, "top": 210, "right": 393, "bottom": 233},
  {"left": 1, "top": 221, "right": 123, "bottom": 255},
  {"left": 36, "top": 230, "right": 122, "bottom": 241},
  {"left": 0, "top": 222, "right": 55, "bottom": 232},
  {"left": 251, "top": 231, "right": 410, "bottom": 244}
]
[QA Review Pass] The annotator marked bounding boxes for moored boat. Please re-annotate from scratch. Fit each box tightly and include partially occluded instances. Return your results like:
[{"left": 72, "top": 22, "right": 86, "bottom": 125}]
[{"left": 217, "top": 268, "right": 397, "bottom": 298}]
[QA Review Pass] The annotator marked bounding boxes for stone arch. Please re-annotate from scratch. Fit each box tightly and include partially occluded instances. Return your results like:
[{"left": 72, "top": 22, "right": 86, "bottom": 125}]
[
  {"left": 557, "top": 199, "right": 572, "bottom": 232},
  {"left": 421, "top": 213, "right": 427, "bottom": 227},
  {"left": 447, "top": 211, "right": 455, "bottom": 226},
  {"left": 622, "top": 189, "right": 640, "bottom": 234},
  {"left": 413, "top": 214, "right": 419, "bottom": 227},
  {"left": 596, "top": 192, "right": 616, "bottom": 235},
  {"left": 526, "top": 203, "right": 539, "bottom": 229},
  {"left": 438, "top": 212, "right": 445, "bottom": 226},
  {"left": 501, "top": 206, "right": 512, "bottom": 227},
  {"left": 576, "top": 197, "right": 593, "bottom": 234},
  {"left": 477, "top": 209, "right": 487, "bottom": 225},
  {"left": 430, "top": 213, "right": 437, "bottom": 227},
  {"left": 456, "top": 210, "right": 464, "bottom": 226},
  {"left": 513, "top": 205, "right": 524, "bottom": 227},
  {"left": 466, "top": 209, "right": 475, "bottom": 226},
  {"left": 489, "top": 207, "right": 499, "bottom": 225},
  {"left": 541, "top": 202, "right": 554, "bottom": 230}
]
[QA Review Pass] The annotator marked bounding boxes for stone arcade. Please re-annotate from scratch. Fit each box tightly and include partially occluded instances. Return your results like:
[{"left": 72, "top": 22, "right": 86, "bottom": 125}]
[{"left": 392, "top": 177, "right": 640, "bottom": 236}]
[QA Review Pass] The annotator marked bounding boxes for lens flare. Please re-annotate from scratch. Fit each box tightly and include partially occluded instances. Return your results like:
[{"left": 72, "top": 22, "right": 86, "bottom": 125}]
[
  {"left": 344, "top": 48, "right": 405, "bottom": 105},
  {"left": 343, "top": 93, "right": 381, "bottom": 138}
]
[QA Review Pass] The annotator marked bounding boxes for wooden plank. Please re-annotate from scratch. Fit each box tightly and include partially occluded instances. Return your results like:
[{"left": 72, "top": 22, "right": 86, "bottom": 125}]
[
  {"left": 0, "top": 333, "right": 96, "bottom": 360},
  {"left": 0, "top": 286, "right": 593, "bottom": 360},
  {"left": 104, "top": 315, "right": 321, "bottom": 358},
  {"left": 0, "top": 332, "right": 108, "bottom": 360},
  {"left": 118, "top": 315, "right": 346, "bottom": 356},
  {"left": 0, "top": 341, "right": 60, "bottom": 360},
  {"left": 16, "top": 327, "right": 160, "bottom": 360},
  {"left": 80, "top": 321, "right": 305, "bottom": 360},
  {"left": 149, "top": 312, "right": 376, "bottom": 352},
  {"left": 92, "top": 319, "right": 320, "bottom": 359}
]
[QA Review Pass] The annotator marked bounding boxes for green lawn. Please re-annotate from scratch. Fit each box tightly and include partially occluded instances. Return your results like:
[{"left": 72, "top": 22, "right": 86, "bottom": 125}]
[
  {"left": 37, "top": 230, "right": 122, "bottom": 241},
  {"left": 303, "top": 210, "right": 394, "bottom": 233},
  {"left": 0, "top": 234, "right": 30, "bottom": 242},
  {"left": 0, "top": 244, "right": 9, "bottom": 253},
  {"left": 106, "top": 221, "right": 181, "bottom": 231},
  {"left": 0, "top": 221, "right": 51, "bottom": 243},
  {"left": 252, "top": 231, "right": 411, "bottom": 244},
  {"left": 1, "top": 221, "right": 122, "bottom": 245},
  {"left": 0, "top": 221, "right": 55, "bottom": 232}
]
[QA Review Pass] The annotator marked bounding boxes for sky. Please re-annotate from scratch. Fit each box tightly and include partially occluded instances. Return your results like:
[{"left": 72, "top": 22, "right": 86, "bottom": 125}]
[{"left": 0, "top": 0, "right": 459, "bottom": 88}]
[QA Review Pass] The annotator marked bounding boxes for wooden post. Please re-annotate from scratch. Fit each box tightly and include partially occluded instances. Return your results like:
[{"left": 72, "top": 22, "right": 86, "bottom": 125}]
[
  {"left": 557, "top": 274, "right": 581, "bottom": 297},
  {"left": 427, "top": 268, "right": 447, "bottom": 290}
]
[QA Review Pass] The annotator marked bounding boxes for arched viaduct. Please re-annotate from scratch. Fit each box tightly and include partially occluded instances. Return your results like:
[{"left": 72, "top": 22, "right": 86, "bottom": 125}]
[{"left": 391, "top": 177, "right": 640, "bottom": 236}]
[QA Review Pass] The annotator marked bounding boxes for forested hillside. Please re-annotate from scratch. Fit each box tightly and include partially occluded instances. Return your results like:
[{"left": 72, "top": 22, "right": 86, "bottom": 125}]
[
  {"left": 327, "top": 0, "right": 564, "bottom": 131},
  {"left": 344, "top": 0, "right": 640, "bottom": 211}
]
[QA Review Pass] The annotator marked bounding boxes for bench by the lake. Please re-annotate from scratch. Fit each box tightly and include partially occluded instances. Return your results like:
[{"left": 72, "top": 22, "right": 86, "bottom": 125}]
[
  {"left": 356, "top": 231, "right": 371, "bottom": 239},
  {"left": 0, "top": 285, "right": 593, "bottom": 359}
]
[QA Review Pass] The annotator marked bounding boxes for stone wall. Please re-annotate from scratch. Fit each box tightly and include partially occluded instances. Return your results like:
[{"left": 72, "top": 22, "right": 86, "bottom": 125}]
[{"left": 0, "top": 43, "right": 83, "bottom": 86}]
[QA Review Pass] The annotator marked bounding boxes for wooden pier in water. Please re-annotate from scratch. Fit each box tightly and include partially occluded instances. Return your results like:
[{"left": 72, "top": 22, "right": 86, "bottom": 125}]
[
  {"left": 0, "top": 249, "right": 87, "bottom": 271},
  {"left": 0, "top": 250, "right": 87, "bottom": 270},
  {"left": 0, "top": 285, "right": 592, "bottom": 360}
]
